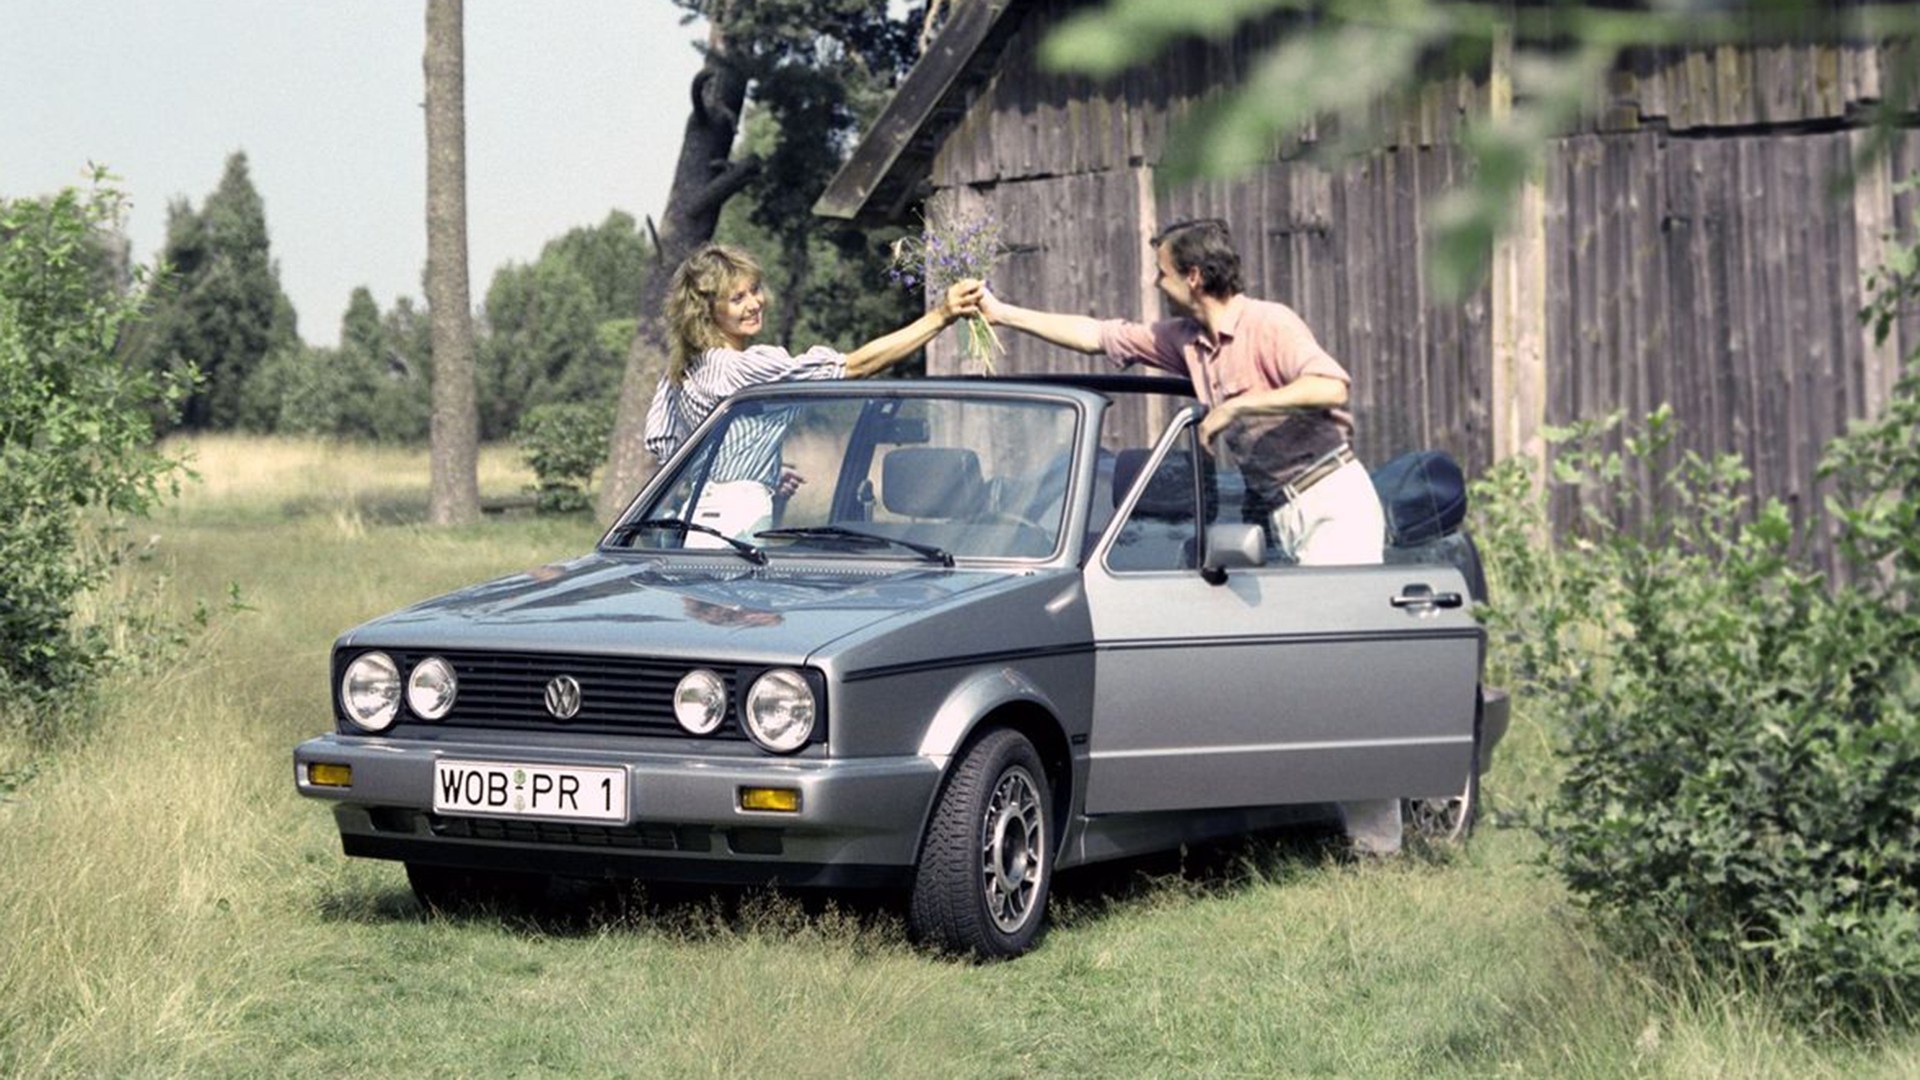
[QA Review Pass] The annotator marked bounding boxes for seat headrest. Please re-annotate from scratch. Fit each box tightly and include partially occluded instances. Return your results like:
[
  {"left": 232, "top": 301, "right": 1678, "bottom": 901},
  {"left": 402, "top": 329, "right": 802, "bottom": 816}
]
[
  {"left": 1113, "top": 448, "right": 1195, "bottom": 518},
  {"left": 882, "top": 447, "right": 985, "bottom": 518}
]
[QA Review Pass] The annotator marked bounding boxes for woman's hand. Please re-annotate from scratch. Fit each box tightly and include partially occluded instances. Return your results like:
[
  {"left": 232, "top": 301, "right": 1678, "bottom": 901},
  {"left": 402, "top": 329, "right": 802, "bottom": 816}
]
[{"left": 941, "top": 278, "right": 985, "bottom": 323}]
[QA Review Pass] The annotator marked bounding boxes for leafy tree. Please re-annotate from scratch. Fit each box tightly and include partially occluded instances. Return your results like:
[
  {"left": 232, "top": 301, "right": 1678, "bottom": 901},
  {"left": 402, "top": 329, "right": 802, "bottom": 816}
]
[
  {"left": 130, "top": 151, "right": 296, "bottom": 427},
  {"left": 0, "top": 176, "right": 189, "bottom": 709},
  {"left": 541, "top": 210, "right": 652, "bottom": 323},
  {"left": 478, "top": 257, "right": 611, "bottom": 439},
  {"left": 1042, "top": 0, "right": 1920, "bottom": 298},
  {"left": 475, "top": 213, "right": 648, "bottom": 439},
  {"left": 597, "top": 0, "right": 926, "bottom": 521},
  {"left": 239, "top": 286, "right": 432, "bottom": 442},
  {"left": 425, "top": 0, "right": 481, "bottom": 524}
]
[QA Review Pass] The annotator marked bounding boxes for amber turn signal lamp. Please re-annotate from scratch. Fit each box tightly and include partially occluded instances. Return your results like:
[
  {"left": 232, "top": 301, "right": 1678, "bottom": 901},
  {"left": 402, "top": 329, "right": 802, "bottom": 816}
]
[
  {"left": 738, "top": 787, "right": 800, "bottom": 812},
  {"left": 308, "top": 763, "right": 352, "bottom": 788}
]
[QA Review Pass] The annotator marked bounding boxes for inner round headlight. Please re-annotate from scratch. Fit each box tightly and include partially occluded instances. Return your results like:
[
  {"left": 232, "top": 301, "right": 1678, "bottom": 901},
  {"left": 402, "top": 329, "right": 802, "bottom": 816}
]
[
  {"left": 407, "top": 656, "right": 458, "bottom": 721},
  {"left": 341, "top": 651, "right": 401, "bottom": 732},
  {"left": 743, "top": 668, "right": 816, "bottom": 753},
  {"left": 673, "top": 668, "right": 727, "bottom": 735}
]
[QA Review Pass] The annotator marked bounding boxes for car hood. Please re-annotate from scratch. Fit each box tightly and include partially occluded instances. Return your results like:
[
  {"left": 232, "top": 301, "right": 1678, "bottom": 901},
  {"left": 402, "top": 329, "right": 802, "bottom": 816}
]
[{"left": 340, "top": 552, "right": 1029, "bottom": 664}]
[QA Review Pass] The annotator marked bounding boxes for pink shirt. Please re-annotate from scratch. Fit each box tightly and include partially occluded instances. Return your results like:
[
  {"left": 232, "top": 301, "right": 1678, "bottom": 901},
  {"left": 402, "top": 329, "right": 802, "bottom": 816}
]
[{"left": 1098, "top": 296, "right": 1354, "bottom": 440}]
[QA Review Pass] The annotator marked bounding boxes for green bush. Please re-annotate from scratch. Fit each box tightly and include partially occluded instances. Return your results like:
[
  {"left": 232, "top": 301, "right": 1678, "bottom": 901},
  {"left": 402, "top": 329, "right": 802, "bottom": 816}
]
[
  {"left": 1475, "top": 401, "right": 1920, "bottom": 1027},
  {"left": 238, "top": 342, "right": 431, "bottom": 442},
  {"left": 0, "top": 176, "right": 190, "bottom": 711},
  {"left": 515, "top": 401, "right": 614, "bottom": 514}
]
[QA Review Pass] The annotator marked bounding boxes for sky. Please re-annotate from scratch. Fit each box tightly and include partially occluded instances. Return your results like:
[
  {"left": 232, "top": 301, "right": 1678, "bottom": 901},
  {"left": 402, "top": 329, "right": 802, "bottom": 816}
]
[{"left": 2, "top": 0, "right": 708, "bottom": 346}]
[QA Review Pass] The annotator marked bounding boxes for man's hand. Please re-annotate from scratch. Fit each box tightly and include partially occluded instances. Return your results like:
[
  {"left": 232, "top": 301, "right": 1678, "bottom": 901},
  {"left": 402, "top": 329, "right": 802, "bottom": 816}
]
[
  {"left": 979, "top": 285, "right": 1006, "bottom": 324},
  {"left": 941, "top": 278, "right": 985, "bottom": 323},
  {"left": 1198, "top": 401, "right": 1240, "bottom": 453}
]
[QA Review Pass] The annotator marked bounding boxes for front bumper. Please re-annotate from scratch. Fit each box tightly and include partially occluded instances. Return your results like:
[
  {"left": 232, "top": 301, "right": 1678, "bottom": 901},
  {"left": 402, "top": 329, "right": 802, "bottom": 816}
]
[{"left": 293, "top": 730, "right": 944, "bottom": 887}]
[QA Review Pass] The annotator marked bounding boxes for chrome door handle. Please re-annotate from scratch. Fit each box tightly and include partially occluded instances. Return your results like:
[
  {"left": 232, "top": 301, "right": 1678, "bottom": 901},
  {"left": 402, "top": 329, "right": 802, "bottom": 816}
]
[{"left": 1391, "top": 586, "right": 1463, "bottom": 609}]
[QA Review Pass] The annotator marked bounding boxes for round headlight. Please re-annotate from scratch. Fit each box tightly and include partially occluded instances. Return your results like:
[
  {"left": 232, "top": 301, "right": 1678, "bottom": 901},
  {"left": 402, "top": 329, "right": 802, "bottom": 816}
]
[
  {"left": 673, "top": 668, "right": 727, "bottom": 735},
  {"left": 407, "top": 656, "right": 458, "bottom": 721},
  {"left": 743, "top": 668, "right": 816, "bottom": 753},
  {"left": 341, "top": 651, "right": 401, "bottom": 732}
]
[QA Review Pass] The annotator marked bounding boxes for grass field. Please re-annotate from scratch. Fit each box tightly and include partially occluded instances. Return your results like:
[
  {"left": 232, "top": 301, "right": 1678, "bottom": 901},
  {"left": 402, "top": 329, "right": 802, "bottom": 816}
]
[{"left": 2, "top": 435, "right": 1917, "bottom": 1079}]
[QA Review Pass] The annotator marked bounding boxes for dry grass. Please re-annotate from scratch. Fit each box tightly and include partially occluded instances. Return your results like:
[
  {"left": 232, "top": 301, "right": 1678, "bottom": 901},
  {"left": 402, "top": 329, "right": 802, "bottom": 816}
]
[{"left": 163, "top": 433, "right": 535, "bottom": 519}]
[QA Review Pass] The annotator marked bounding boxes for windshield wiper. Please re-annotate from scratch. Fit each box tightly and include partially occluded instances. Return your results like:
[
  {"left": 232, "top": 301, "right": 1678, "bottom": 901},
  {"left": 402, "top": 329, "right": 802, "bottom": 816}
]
[
  {"left": 756, "top": 526, "right": 954, "bottom": 567},
  {"left": 609, "top": 518, "right": 767, "bottom": 565}
]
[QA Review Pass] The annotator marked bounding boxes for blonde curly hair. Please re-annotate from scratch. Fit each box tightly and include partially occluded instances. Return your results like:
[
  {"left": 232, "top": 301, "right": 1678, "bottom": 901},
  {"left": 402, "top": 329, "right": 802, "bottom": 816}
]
[{"left": 666, "top": 243, "right": 763, "bottom": 384}]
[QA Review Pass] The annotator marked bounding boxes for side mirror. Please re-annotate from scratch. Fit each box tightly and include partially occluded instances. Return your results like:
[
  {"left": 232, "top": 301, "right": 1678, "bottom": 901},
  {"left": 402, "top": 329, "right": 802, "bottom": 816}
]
[{"left": 1200, "top": 523, "right": 1265, "bottom": 584}]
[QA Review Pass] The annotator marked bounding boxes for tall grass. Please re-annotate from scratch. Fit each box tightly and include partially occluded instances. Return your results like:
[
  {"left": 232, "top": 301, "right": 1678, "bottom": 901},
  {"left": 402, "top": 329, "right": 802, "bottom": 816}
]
[{"left": 1, "top": 436, "right": 1916, "bottom": 1079}]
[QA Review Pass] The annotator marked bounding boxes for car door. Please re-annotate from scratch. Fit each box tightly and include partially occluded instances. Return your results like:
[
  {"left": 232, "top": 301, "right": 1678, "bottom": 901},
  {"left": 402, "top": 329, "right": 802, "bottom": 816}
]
[{"left": 1081, "top": 412, "right": 1481, "bottom": 815}]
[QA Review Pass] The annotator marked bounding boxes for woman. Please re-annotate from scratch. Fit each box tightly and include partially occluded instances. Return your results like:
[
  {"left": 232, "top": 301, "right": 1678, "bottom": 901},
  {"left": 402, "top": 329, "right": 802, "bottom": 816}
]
[{"left": 642, "top": 243, "right": 982, "bottom": 539}]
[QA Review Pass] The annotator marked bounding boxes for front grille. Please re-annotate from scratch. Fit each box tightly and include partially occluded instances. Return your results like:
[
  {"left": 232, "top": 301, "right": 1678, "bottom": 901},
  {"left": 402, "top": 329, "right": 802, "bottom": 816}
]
[
  {"left": 390, "top": 649, "right": 746, "bottom": 738},
  {"left": 429, "top": 813, "right": 713, "bottom": 852},
  {"left": 333, "top": 648, "right": 828, "bottom": 744}
]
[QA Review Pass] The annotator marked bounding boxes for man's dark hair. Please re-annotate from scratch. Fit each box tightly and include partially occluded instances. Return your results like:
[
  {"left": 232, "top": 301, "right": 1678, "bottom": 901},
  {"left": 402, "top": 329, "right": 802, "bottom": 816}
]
[{"left": 1151, "top": 218, "right": 1242, "bottom": 299}]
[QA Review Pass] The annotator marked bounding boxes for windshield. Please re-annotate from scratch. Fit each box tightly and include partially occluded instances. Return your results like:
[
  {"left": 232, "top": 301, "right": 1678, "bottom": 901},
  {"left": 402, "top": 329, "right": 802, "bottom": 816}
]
[{"left": 611, "top": 394, "right": 1080, "bottom": 561}]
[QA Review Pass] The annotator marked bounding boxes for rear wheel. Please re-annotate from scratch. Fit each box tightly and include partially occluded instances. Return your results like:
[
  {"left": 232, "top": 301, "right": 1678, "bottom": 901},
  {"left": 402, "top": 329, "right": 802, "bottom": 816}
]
[
  {"left": 1403, "top": 712, "right": 1481, "bottom": 846},
  {"left": 908, "top": 728, "right": 1053, "bottom": 959},
  {"left": 1403, "top": 767, "right": 1477, "bottom": 845},
  {"left": 405, "top": 862, "right": 550, "bottom": 914}
]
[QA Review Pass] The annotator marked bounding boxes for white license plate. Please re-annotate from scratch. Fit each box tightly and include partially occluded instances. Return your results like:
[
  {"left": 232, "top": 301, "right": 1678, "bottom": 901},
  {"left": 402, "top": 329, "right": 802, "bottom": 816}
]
[{"left": 433, "top": 759, "right": 629, "bottom": 823}]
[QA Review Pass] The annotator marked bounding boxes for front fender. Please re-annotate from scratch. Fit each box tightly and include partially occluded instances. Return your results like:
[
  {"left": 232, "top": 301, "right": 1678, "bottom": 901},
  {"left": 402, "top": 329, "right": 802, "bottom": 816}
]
[{"left": 915, "top": 668, "right": 1062, "bottom": 761}]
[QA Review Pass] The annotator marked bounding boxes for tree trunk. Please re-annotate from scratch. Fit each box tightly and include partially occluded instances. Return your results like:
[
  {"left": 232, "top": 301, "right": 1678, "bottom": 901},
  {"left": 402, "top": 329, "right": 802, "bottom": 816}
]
[
  {"left": 596, "top": 13, "right": 755, "bottom": 523},
  {"left": 774, "top": 235, "right": 811, "bottom": 351},
  {"left": 425, "top": 0, "right": 481, "bottom": 526}
]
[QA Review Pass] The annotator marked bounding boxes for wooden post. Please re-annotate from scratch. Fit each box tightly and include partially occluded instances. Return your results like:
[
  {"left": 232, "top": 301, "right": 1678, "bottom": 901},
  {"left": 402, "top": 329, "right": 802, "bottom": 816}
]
[
  {"left": 1488, "top": 23, "right": 1549, "bottom": 478},
  {"left": 1135, "top": 165, "right": 1172, "bottom": 438}
]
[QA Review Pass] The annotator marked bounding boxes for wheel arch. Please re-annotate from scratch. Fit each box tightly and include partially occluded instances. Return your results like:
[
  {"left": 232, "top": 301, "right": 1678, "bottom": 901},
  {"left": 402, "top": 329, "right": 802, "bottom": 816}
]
[{"left": 913, "top": 671, "right": 1074, "bottom": 862}]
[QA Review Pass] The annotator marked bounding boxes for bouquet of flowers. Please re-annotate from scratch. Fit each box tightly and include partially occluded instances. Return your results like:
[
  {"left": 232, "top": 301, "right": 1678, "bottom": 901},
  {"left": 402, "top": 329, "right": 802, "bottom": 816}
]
[{"left": 890, "top": 212, "right": 1004, "bottom": 372}]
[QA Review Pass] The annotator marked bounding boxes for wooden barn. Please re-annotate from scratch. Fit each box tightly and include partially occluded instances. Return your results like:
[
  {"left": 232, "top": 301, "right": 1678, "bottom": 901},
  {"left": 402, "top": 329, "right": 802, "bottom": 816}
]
[{"left": 817, "top": 0, "right": 1920, "bottom": 569}]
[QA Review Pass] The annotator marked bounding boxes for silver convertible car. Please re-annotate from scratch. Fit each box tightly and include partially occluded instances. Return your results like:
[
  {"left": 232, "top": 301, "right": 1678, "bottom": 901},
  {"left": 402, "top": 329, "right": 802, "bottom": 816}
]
[{"left": 295, "top": 375, "right": 1507, "bottom": 957}]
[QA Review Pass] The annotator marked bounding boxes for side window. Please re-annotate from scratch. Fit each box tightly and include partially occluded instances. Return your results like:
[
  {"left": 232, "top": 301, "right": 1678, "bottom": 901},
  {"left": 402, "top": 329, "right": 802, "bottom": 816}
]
[
  {"left": 1205, "top": 450, "right": 1290, "bottom": 565},
  {"left": 1106, "top": 431, "right": 1199, "bottom": 572}
]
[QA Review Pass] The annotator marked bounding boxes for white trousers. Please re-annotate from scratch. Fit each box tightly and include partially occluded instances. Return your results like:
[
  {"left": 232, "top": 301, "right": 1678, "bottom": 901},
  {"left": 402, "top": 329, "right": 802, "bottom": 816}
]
[
  {"left": 1271, "top": 458, "right": 1401, "bottom": 855},
  {"left": 685, "top": 480, "right": 774, "bottom": 546},
  {"left": 1271, "top": 458, "right": 1385, "bottom": 565}
]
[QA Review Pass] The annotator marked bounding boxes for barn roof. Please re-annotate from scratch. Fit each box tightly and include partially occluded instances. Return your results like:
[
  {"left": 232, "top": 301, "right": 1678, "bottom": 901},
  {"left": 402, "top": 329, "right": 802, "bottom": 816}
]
[{"left": 813, "top": 0, "right": 1033, "bottom": 224}]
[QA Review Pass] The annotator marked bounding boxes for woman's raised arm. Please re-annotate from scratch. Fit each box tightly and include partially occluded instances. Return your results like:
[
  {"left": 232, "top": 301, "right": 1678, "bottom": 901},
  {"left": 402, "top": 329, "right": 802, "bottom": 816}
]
[{"left": 842, "top": 279, "right": 984, "bottom": 378}]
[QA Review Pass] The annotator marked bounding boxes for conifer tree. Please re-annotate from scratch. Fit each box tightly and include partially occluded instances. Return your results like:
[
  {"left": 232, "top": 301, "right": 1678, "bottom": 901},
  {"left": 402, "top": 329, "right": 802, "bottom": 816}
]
[{"left": 134, "top": 151, "right": 295, "bottom": 429}]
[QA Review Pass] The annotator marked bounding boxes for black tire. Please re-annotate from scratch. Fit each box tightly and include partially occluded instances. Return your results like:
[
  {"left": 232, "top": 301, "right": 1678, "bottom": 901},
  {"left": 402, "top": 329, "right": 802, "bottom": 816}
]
[
  {"left": 908, "top": 728, "right": 1054, "bottom": 959},
  {"left": 405, "top": 861, "right": 550, "bottom": 914}
]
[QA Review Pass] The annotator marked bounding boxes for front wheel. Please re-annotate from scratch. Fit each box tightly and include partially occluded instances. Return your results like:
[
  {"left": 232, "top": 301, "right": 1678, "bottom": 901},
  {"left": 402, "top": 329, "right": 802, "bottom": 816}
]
[{"left": 908, "top": 728, "right": 1053, "bottom": 959}]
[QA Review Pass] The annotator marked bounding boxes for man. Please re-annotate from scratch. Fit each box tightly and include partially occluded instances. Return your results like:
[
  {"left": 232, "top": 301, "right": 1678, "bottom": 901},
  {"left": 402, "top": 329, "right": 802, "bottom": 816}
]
[{"left": 980, "top": 218, "right": 1399, "bottom": 853}]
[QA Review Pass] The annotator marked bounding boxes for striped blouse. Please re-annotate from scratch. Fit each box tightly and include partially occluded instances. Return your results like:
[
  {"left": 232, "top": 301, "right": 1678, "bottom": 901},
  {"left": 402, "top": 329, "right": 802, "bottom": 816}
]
[{"left": 642, "top": 344, "right": 847, "bottom": 485}]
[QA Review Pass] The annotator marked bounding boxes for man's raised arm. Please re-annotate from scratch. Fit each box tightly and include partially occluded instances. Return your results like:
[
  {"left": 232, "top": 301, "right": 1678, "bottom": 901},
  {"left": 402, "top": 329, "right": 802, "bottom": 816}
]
[{"left": 979, "top": 289, "right": 1105, "bottom": 354}]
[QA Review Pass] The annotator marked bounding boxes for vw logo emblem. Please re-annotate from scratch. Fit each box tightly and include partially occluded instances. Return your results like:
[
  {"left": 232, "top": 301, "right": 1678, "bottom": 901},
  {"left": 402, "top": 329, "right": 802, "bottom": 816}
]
[{"left": 544, "top": 675, "right": 582, "bottom": 720}]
